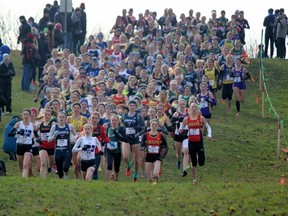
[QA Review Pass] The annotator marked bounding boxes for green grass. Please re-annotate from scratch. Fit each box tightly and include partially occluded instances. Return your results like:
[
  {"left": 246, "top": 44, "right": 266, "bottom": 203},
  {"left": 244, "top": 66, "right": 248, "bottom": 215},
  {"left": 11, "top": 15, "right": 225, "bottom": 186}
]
[{"left": 1, "top": 52, "right": 288, "bottom": 215}]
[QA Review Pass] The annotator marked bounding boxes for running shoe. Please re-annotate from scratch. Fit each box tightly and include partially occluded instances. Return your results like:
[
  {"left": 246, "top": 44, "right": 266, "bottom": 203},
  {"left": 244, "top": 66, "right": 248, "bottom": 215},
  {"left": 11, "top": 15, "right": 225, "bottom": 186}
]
[
  {"left": 186, "top": 163, "right": 192, "bottom": 170},
  {"left": 98, "top": 167, "right": 102, "bottom": 172},
  {"left": 192, "top": 179, "right": 197, "bottom": 184},
  {"left": 182, "top": 170, "right": 187, "bottom": 177},
  {"left": 125, "top": 167, "right": 131, "bottom": 177},
  {"left": 133, "top": 177, "right": 138, "bottom": 182},
  {"left": 47, "top": 167, "right": 52, "bottom": 173},
  {"left": 236, "top": 112, "right": 240, "bottom": 117}
]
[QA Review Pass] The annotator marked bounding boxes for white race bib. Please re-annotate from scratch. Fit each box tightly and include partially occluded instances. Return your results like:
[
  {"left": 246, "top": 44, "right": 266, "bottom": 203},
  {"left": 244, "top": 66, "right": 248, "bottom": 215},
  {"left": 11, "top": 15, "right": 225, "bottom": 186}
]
[
  {"left": 234, "top": 77, "right": 241, "bottom": 82},
  {"left": 107, "top": 142, "right": 118, "bottom": 150},
  {"left": 189, "top": 129, "right": 200, "bottom": 136},
  {"left": 200, "top": 101, "right": 208, "bottom": 108},
  {"left": 57, "top": 139, "right": 68, "bottom": 147},
  {"left": 41, "top": 133, "right": 49, "bottom": 141},
  {"left": 226, "top": 75, "right": 233, "bottom": 80},
  {"left": 126, "top": 127, "right": 136, "bottom": 135},
  {"left": 148, "top": 145, "right": 159, "bottom": 154},
  {"left": 209, "top": 80, "right": 214, "bottom": 86}
]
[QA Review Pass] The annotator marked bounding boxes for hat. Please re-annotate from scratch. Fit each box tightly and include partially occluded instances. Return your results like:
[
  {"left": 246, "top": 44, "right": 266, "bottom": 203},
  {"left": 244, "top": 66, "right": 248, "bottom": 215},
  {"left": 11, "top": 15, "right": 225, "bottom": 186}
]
[
  {"left": 80, "top": 98, "right": 88, "bottom": 104},
  {"left": 3, "top": 53, "right": 9, "bottom": 58},
  {"left": 19, "top": 15, "right": 25, "bottom": 20},
  {"left": 30, "top": 107, "right": 38, "bottom": 116},
  {"left": 128, "top": 100, "right": 137, "bottom": 105}
]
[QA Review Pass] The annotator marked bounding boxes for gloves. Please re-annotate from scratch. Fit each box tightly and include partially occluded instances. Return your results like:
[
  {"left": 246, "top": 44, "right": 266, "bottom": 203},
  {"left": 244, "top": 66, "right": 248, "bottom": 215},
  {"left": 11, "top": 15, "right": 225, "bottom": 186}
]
[
  {"left": 140, "top": 146, "right": 147, "bottom": 152},
  {"left": 36, "top": 138, "right": 42, "bottom": 144},
  {"left": 34, "top": 98, "right": 38, "bottom": 103},
  {"left": 82, "top": 146, "right": 88, "bottom": 151},
  {"left": 17, "top": 129, "right": 25, "bottom": 136}
]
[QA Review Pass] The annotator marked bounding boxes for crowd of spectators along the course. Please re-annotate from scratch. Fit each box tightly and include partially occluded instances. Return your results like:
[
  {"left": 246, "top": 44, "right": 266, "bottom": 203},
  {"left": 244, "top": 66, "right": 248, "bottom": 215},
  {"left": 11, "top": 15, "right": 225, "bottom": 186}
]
[{"left": 0, "top": 1, "right": 285, "bottom": 182}]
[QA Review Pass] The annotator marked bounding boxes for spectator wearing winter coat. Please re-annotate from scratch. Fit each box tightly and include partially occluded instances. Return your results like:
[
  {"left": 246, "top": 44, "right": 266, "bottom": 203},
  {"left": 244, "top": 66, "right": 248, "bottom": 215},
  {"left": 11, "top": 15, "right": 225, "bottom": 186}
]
[
  {"left": 17, "top": 16, "right": 31, "bottom": 45},
  {"left": 0, "top": 54, "right": 16, "bottom": 113}
]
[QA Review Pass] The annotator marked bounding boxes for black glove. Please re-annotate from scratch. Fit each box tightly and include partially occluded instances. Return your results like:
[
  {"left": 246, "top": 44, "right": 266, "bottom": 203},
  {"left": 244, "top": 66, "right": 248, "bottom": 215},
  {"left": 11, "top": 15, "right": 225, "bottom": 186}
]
[
  {"left": 36, "top": 138, "right": 42, "bottom": 144},
  {"left": 17, "top": 129, "right": 25, "bottom": 136},
  {"left": 34, "top": 99, "right": 38, "bottom": 103}
]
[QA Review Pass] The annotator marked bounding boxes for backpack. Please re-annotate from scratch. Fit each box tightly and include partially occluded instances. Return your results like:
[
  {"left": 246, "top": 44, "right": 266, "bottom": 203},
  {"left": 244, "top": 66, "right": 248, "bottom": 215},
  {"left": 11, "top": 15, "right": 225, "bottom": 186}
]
[
  {"left": 0, "top": 160, "right": 7, "bottom": 176},
  {"left": 23, "top": 41, "right": 34, "bottom": 61}
]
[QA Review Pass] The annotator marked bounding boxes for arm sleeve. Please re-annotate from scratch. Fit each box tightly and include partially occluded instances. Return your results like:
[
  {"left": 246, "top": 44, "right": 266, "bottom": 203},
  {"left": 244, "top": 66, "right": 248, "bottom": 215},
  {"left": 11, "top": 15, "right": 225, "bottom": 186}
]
[
  {"left": 160, "top": 134, "right": 168, "bottom": 148},
  {"left": 113, "top": 126, "right": 129, "bottom": 143},
  {"left": 100, "top": 126, "right": 110, "bottom": 143},
  {"left": 137, "top": 114, "right": 146, "bottom": 135},
  {"left": 8, "top": 127, "right": 17, "bottom": 137},
  {"left": 69, "top": 125, "right": 78, "bottom": 144},
  {"left": 140, "top": 133, "right": 147, "bottom": 148},
  {"left": 205, "top": 122, "right": 212, "bottom": 138}
]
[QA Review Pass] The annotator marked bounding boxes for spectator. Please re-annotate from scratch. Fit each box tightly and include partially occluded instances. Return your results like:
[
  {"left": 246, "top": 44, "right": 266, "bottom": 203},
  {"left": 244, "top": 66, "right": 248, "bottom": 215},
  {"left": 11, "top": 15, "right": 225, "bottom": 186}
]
[
  {"left": 71, "top": 7, "right": 82, "bottom": 55},
  {"left": 263, "top": 8, "right": 275, "bottom": 58},
  {"left": 0, "top": 54, "right": 15, "bottom": 114},
  {"left": 48, "top": 0, "right": 59, "bottom": 23},
  {"left": 17, "top": 16, "right": 31, "bottom": 45},
  {"left": 39, "top": 9, "right": 50, "bottom": 32},
  {"left": 38, "top": 32, "right": 49, "bottom": 83},
  {"left": 80, "top": 3, "right": 87, "bottom": 48},
  {"left": 276, "top": 12, "right": 287, "bottom": 59},
  {"left": 237, "top": 11, "right": 250, "bottom": 45},
  {"left": 53, "top": 23, "right": 65, "bottom": 49},
  {"left": 28, "top": 17, "right": 40, "bottom": 31}
]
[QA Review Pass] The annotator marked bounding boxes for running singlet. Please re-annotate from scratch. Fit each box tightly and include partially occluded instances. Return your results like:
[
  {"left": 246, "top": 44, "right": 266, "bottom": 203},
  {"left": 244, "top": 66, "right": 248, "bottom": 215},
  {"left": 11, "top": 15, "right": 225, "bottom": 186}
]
[
  {"left": 187, "top": 115, "right": 202, "bottom": 142},
  {"left": 39, "top": 121, "right": 56, "bottom": 148},
  {"left": 146, "top": 132, "right": 161, "bottom": 154},
  {"left": 78, "top": 136, "right": 98, "bottom": 160},
  {"left": 17, "top": 121, "right": 34, "bottom": 145},
  {"left": 198, "top": 93, "right": 211, "bottom": 116},
  {"left": 204, "top": 67, "right": 217, "bottom": 89},
  {"left": 222, "top": 64, "right": 234, "bottom": 85},
  {"left": 113, "top": 94, "right": 125, "bottom": 105},
  {"left": 123, "top": 113, "right": 139, "bottom": 136},
  {"left": 68, "top": 116, "right": 85, "bottom": 133},
  {"left": 107, "top": 127, "right": 121, "bottom": 153},
  {"left": 55, "top": 124, "right": 70, "bottom": 148},
  {"left": 233, "top": 67, "right": 244, "bottom": 84}
]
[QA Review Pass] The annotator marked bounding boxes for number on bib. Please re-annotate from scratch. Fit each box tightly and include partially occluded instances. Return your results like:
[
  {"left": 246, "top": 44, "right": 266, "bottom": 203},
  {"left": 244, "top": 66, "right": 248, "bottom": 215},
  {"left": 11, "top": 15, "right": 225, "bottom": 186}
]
[
  {"left": 148, "top": 145, "right": 159, "bottom": 154},
  {"left": 126, "top": 127, "right": 136, "bottom": 135},
  {"left": 57, "top": 139, "right": 68, "bottom": 147},
  {"left": 234, "top": 77, "right": 241, "bottom": 82},
  {"left": 189, "top": 129, "right": 200, "bottom": 136},
  {"left": 41, "top": 133, "right": 49, "bottom": 141}
]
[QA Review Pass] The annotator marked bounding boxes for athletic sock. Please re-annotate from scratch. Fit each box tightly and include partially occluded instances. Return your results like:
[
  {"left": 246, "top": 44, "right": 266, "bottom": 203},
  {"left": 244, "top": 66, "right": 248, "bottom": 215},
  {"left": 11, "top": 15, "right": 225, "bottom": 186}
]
[
  {"left": 134, "top": 172, "right": 138, "bottom": 179},
  {"left": 236, "top": 101, "right": 240, "bottom": 112}
]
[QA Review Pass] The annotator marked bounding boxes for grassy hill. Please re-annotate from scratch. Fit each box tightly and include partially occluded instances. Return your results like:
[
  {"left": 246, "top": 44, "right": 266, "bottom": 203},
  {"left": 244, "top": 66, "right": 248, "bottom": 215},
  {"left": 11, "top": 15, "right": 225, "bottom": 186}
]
[{"left": 0, "top": 51, "right": 288, "bottom": 215}]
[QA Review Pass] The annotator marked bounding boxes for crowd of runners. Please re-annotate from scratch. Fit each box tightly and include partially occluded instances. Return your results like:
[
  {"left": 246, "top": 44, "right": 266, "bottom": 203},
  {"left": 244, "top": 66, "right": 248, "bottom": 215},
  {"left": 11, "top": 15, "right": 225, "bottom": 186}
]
[{"left": 5, "top": 3, "right": 255, "bottom": 184}]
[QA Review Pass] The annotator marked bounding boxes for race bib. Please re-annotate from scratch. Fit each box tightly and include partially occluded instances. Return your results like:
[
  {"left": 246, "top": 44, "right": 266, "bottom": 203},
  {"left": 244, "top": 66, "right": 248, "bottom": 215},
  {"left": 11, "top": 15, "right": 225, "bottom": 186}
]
[
  {"left": 126, "top": 127, "right": 136, "bottom": 135},
  {"left": 234, "top": 77, "right": 241, "bottom": 82},
  {"left": 200, "top": 101, "right": 208, "bottom": 108},
  {"left": 209, "top": 80, "right": 214, "bottom": 86},
  {"left": 107, "top": 142, "right": 118, "bottom": 150},
  {"left": 226, "top": 75, "right": 233, "bottom": 80},
  {"left": 148, "top": 145, "right": 159, "bottom": 154},
  {"left": 189, "top": 129, "right": 200, "bottom": 136},
  {"left": 41, "top": 133, "right": 49, "bottom": 141},
  {"left": 57, "top": 139, "right": 68, "bottom": 147}
]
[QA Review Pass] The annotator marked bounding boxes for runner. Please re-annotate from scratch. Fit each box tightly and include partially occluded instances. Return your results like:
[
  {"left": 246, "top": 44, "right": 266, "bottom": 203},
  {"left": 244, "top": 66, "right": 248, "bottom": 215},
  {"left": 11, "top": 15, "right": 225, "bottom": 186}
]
[
  {"left": 36, "top": 109, "right": 56, "bottom": 178},
  {"left": 232, "top": 58, "right": 250, "bottom": 117},
  {"left": 8, "top": 110, "right": 38, "bottom": 177},
  {"left": 179, "top": 103, "right": 212, "bottom": 183},
  {"left": 220, "top": 54, "right": 234, "bottom": 112},
  {"left": 72, "top": 124, "right": 102, "bottom": 181},
  {"left": 90, "top": 111, "right": 110, "bottom": 180},
  {"left": 67, "top": 102, "right": 88, "bottom": 179},
  {"left": 48, "top": 111, "right": 78, "bottom": 179},
  {"left": 171, "top": 99, "right": 188, "bottom": 169},
  {"left": 122, "top": 100, "right": 146, "bottom": 182},
  {"left": 141, "top": 119, "right": 168, "bottom": 183},
  {"left": 106, "top": 114, "right": 128, "bottom": 181}
]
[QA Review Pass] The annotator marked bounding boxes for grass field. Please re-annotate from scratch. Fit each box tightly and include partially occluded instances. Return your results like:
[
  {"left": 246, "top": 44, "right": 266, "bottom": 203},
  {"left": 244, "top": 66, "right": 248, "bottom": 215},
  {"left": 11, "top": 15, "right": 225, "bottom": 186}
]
[{"left": 0, "top": 51, "right": 288, "bottom": 215}]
